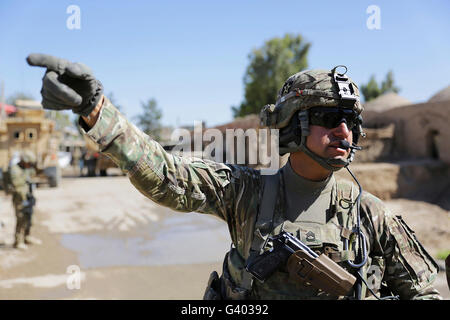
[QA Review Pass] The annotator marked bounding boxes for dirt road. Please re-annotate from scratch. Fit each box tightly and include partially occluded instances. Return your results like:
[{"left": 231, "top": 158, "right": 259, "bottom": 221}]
[
  {"left": 0, "top": 173, "right": 229, "bottom": 299},
  {"left": 0, "top": 173, "right": 448, "bottom": 299}
]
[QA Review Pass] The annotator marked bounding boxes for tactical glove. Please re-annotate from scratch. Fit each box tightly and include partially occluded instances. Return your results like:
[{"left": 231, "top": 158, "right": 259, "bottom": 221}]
[{"left": 26, "top": 53, "right": 103, "bottom": 117}]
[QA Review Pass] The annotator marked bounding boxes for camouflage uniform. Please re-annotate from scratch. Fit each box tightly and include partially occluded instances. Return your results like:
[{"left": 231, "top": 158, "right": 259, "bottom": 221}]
[
  {"left": 10, "top": 163, "right": 36, "bottom": 247},
  {"left": 80, "top": 97, "right": 442, "bottom": 300},
  {"left": 72, "top": 147, "right": 82, "bottom": 176}
]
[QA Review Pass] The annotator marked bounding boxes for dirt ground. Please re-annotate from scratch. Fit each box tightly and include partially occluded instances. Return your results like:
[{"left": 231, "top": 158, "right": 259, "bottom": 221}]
[{"left": 0, "top": 168, "right": 448, "bottom": 300}]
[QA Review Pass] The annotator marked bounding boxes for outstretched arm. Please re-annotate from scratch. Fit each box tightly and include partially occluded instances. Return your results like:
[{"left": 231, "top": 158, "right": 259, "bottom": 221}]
[
  {"left": 26, "top": 53, "right": 262, "bottom": 239},
  {"left": 79, "top": 95, "right": 234, "bottom": 219}
]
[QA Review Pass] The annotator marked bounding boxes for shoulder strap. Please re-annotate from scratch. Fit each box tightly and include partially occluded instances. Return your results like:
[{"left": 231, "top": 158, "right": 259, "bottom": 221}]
[
  {"left": 241, "top": 171, "right": 280, "bottom": 290},
  {"left": 252, "top": 172, "right": 280, "bottom": 253},
  {"left": 334, "top": 179, "right": 356, "bottom": 233}
]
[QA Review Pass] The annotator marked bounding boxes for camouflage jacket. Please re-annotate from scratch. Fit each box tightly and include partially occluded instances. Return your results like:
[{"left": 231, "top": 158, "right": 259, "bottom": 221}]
[
  {"left": 80, "top": 97, "right": 442, "bottom": 300},
  {"left": 9, "top": 164, "right": 35, "bottom": 205}
]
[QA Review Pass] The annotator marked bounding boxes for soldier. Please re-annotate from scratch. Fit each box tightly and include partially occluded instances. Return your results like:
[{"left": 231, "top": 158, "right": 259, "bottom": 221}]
[
  {"left": 27, "top": 54, "right": 442, "bottom": 299},
  {"left": 9, "top": 150, "right": 41, "bottom": 250},
  {"left": 71, "top": 146, "right": 82, "bottom": 176}
]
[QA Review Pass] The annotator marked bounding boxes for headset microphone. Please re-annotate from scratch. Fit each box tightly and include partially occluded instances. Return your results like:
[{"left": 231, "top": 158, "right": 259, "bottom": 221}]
[{"left": 339, "top": 140, "right": 362, "bottom": 151}]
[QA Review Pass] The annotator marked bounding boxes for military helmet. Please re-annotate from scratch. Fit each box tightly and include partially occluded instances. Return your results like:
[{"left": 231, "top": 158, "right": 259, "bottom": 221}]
[
  {"left": 260, "top": 66, "right": 365, "bottom": 171},
  {"left": 260, "top": 66, "right": 363, "bottom": 129},
  {"left": 20, "top": 150, "right": 37, "bottom": 164}
]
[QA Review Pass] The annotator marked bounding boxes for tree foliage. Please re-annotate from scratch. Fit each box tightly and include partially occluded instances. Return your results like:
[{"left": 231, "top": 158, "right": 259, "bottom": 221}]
[
  {"left": 360, "top": 70, "right": 400, "bottom": 102},
  {"left": 232, "top": 34, "right": 311, "bottom": 118},
  {"left": 134, "top": 98, "right": 162, "bottom": 140}
]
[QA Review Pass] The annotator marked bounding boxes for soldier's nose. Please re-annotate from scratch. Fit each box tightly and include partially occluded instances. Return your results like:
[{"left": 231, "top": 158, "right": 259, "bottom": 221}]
[{"left": 332, "top": 121, "right": 350, "bottom": 138}]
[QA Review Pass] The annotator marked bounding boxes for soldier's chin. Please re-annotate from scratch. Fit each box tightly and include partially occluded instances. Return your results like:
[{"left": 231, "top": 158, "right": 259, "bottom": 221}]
[
  {"left": 332, "top": 163, "right": 345, "bottom": 168},
  {"left": 331, "top": 154, "right": 346, "bottom": 163},
  {"left": 327, "top": 156, "right": 348, "bottom": 169},
  {"left": 329, "top": 164, "right": 345, "bottom": 171}
]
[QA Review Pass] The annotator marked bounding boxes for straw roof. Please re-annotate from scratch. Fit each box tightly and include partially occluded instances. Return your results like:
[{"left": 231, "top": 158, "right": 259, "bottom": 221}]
[
  {"left": 428, "top": 85, "right": 450, "bottom": 103},
  {"left": 363, "top": 92, "right": 411, "bottom": 112}
]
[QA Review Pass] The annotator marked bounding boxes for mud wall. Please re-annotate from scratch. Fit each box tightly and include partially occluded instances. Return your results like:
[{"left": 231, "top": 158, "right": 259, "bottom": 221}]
[{"left": 364, "top": 100, "right": 450, "bottom": 163}]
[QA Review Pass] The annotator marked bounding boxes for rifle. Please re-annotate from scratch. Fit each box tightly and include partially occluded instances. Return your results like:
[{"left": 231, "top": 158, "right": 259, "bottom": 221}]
[{"left": 23, "top": 180, "right": 36, "bottom": 215}]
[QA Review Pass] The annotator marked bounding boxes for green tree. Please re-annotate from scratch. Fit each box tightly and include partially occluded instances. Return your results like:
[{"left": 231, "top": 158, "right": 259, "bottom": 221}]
[
  {"left": 361, "top": 70, "right": 400, "bottom": 102},
  {"left": 360, "top": 75, "right": 381, "bottom": 102},
  {"left": 232, "top": 34, "right": 311, "bottom": 118},
  {"left": 381, "top": 71, "right": 400, "bottom": 94},
  {"left": 134, "top": 98, "right": 162, "bottom": 140}
]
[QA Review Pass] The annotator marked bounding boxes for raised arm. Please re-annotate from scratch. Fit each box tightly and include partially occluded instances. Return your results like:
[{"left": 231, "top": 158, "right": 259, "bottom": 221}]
[
  {"left": 79, "top": 95, "right": 234, "bottom": 219},
  {"left": 26, "top": 53, "right": 255, "bottom": 223}
]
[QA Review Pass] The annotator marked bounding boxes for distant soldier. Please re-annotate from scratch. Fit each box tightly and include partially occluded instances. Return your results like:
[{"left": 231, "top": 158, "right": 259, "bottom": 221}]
[
  {"left": 72, "top": 146, "right": 82, "bottom": 176},
  {"left": 9, "top": 150, "right": 41, "bottom": 250}
]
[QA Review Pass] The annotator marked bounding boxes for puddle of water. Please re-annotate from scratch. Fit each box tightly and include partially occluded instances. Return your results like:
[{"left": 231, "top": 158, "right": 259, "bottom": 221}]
[{"left": 60, "top": 213, "right": 231, "bottom": 268}]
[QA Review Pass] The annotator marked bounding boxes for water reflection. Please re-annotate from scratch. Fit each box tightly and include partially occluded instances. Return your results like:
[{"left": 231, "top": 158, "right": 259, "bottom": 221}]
[{"left": 60, "top": 213, "right": 230, "bottom": 268}]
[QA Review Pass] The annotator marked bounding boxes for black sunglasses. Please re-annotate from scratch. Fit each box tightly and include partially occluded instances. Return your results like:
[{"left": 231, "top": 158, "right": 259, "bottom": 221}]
[{"left": 309, "top": 107, "right": 359, "bottom": 130}]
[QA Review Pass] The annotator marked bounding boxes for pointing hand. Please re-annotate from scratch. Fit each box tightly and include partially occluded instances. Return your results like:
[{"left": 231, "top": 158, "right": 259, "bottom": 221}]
[{"left": 27, "top": 53, "right": 103, "bottom": 116}]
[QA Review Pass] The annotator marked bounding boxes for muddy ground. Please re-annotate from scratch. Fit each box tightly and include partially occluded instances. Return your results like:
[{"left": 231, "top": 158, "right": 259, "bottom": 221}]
[{"left": 0, "top": 168, "right": 448, "bottom": 300}]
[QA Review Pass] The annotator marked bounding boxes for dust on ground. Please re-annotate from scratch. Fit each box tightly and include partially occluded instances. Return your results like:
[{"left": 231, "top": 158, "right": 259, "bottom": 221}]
[
  {"left": 0, "top": 169, "right": 448, "bottom": 299},
  {"left": 0, "top": 171, "right": 229, "bottom": 299}
]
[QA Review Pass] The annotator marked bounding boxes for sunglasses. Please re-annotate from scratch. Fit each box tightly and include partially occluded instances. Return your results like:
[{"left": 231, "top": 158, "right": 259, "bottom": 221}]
[{"left": 309, "top": 107, "right": 359, "bottom": 130}]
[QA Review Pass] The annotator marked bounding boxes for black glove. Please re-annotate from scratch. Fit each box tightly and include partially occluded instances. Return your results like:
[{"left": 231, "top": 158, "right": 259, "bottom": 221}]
[{"left": 26, "top": 53, "right": 103, "bottom": 116}]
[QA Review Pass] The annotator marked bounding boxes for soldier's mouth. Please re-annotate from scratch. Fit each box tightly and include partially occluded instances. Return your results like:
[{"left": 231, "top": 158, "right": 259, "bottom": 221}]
[{"left": 328, "top": 142, "right": 347, "bottom": 155}]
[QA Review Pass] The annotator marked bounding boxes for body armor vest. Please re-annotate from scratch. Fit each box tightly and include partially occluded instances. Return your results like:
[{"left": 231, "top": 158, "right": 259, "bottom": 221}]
[{"left": 220, "top": 170, "right": 370, "bottom": 300}]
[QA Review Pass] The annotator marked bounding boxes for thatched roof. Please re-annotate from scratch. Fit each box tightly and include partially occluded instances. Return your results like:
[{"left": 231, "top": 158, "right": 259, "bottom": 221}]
[
  {"left": 428, "top": 85, "right": 450, "bottom": 103},
  {"left": 363, "top": 92, "right": 411, "bottom": 112}
]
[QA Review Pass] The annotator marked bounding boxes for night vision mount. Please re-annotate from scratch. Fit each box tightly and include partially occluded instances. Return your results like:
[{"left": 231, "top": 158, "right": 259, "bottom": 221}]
[{"left": 330, "top": 65, "right": 358, "bottom": 109}]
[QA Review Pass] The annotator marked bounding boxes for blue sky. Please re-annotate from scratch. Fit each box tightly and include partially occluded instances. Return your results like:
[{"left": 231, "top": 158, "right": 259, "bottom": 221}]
[{"left": 0, "top": 0, "right": 449, "bottom": 128}]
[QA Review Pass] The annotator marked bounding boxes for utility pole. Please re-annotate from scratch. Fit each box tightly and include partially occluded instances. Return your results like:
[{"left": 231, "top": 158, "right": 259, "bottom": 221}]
[{"left": 0, "top": 80, "right": 5, "bottom": 120}]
